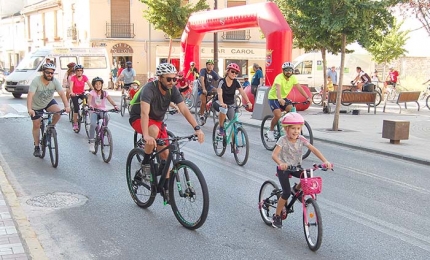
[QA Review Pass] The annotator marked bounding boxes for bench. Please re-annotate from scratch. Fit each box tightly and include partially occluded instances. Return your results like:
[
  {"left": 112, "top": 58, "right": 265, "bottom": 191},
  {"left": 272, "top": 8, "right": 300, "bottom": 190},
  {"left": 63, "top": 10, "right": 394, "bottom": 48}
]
[
  {"left": 383, "top": 91, "right": 420, "bottom": 113},
  {"left": 327, "top": 91, "right": 377, "bottom": 114}
]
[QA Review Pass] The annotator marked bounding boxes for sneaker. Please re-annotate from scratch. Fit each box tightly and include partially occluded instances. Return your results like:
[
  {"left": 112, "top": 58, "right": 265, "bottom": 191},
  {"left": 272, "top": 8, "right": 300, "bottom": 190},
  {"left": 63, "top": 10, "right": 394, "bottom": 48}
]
[
  {"left": 218, "top": 127, "right": 225, "bottom": 136},
  {"left": 89, "top": 142, "right": 95, "bottom": 153},
  {"left": 33, "top": 146, "right": 41, "bottom": 157},
  {"left": 73, "top": 123, "right": 79, "bottom": 131},
  {"left": 266, "top": 130, "right": 275, "bottom": 142},
  {"left": 291, "top": 183, "right": 303, "bottom": 203},
  {"left": 272, "top": 214, "right": 282, "bottom": 228}
]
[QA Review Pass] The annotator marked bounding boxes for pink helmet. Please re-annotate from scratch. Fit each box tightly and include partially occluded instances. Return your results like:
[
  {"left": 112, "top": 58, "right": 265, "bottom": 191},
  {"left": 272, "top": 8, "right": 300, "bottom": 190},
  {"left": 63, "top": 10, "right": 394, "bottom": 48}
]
[
  {"left": 226, "top": 63, "right": 240, "bottom": 72},
  {"left": 177, "top": 71, "right": 184, "bottom": 77},
  {"left": 281, "top": 112, "right": 304, "bottom": 126}
]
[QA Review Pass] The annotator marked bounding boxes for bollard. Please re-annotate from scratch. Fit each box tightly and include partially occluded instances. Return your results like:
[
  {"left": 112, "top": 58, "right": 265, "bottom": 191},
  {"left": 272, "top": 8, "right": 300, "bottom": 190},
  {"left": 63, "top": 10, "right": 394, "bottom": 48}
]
[{"left": 382, "top": 120, "right": 410, "bottom": 144}]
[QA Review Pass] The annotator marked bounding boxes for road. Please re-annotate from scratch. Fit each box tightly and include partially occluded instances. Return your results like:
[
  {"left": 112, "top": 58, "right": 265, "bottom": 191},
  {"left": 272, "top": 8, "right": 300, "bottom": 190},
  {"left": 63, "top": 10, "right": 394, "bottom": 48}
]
[{"left": 0, "top": 92, "right": 429, "bottom": 260}]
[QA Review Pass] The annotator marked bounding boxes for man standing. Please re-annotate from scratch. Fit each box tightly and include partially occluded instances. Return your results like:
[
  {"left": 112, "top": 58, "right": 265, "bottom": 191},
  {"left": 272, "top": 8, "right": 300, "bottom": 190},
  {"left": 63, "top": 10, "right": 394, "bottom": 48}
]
[
  {"left": 327, "top": 66, "right": 338, "bottom": 88},
  {"left": 27, "top": 63, "right": 70, "bottom": 157},
  {"left": 198, "top": 59, "right": 219, "bottom": 125}
]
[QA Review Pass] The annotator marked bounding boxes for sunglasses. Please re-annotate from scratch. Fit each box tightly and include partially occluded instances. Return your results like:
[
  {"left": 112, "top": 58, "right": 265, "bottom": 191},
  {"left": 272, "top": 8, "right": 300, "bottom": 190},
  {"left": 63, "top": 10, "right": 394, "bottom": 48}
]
[
  {"left": 230, "top": 70, "right": 239, "bottom": 75},
  {"left": 44, "top": 71, "right": 54, "bottom": 75},
  {"left": 163, "top": 76, "right": 177, "bottom": 83},
  {"left": 283, "top": 69, "right": 293, "bottom": 73}
]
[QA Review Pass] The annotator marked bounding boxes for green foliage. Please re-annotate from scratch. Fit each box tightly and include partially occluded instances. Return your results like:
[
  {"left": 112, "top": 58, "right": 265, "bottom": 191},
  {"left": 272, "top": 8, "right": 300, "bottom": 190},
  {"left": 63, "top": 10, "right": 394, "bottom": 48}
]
[
  {"left": 366, "top": 19, "right": 409, "bottom": 64},
  {"left": 140, "top": 0, "right": 209, "bottom": 39}
]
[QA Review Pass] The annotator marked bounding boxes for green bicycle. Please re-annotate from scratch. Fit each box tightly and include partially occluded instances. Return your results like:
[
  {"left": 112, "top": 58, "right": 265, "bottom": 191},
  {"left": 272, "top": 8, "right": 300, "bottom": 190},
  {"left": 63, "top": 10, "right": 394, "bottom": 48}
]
[{"left": 212, "top": 104, "right": 249, "bottom": 166}]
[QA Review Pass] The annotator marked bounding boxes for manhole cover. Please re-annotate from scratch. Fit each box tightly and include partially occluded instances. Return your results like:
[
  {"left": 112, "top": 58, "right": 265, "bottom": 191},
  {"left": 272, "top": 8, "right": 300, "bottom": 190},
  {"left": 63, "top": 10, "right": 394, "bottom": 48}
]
[{"left": 26, "top": 192, "right": 88, "bottom": 208}]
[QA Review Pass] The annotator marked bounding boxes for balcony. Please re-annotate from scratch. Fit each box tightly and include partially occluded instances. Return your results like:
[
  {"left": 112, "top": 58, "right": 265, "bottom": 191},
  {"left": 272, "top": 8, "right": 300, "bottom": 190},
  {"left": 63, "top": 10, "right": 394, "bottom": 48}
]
[
  {"left": 106, "top": 23, "right": 135, "bottom": 38},
  {"left": 67, "top": 26, "right": 77, "bottom": 41},
  {"left": 221, "top": 30, "right": 251, "bottom": 41}
]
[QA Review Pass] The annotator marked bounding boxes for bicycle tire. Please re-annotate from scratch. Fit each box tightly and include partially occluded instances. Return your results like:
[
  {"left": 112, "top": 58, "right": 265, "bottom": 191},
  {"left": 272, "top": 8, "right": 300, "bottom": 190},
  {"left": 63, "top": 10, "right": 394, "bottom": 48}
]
[
  {"left": 48, "top": 128, "right": 59, "bottom": 168},
  {"left": 76, "top": 109, "right": 82, "bottom": 133},
  {"left": 258, "top": 180, "right": 280, "bottom": 226},
  {"left": 211, "top": 105, "right": 219, "bottom": 125},
  {"left": 69, "top": 99, "right": 74, "bottom": 122},
  {"left": 341, "top": 90, "right": 352, "bottom": 106},
  {"left": 426, "top": 95, "right": 430, "bottom": 110},
  {"left": 184, "top": 93, "right": 194, "bottom": 110},
  {"left": 40, "top": 124, "right": 46, "bottom": 159},
  {"left": 126, "top": 148, "right": 156, "bottom": 208},
  {"left": 121, "top": 96, "right": 126, "bottom": 117},
  {"left": 212, "top": 122, "right": 226, "bottom": 157},
  {"left": 368, "top": 91, "right": 382, "bottom": 107},
  {"left": 84, "top": 111, "right": 90, "bottom": 139},
  {"left": 233, "top": 125, "right": 249, "bottom": 166},
  {"left": 101, "top": 127, "right": 113, "bottom": 163},
  {"left": 93, "top": 127, "right": 99, "bottom": 155},
  {"left": 301, "top": 121, "right": 313, "bottom": 160},
  {"left": 312, "top": 93, "right": 323, "bottom": 106},
  {"left": 260, "top": 115, "right": 279, "bottom": 151},
  {"left": 303, "top": 197, "right": 323, "bottom": 251},
  {"left": 194, "top": 96, "right": 201, "bottom": 125},
  {"left": 169, "top": 160, "right": 209, "bottom": 230}
]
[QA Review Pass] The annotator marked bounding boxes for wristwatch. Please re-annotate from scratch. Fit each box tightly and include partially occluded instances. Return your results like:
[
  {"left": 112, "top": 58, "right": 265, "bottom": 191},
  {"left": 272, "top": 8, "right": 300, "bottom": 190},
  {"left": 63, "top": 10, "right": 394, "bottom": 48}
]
[{"left": 194, "top": 125, "right": 201, "bottom": 131}]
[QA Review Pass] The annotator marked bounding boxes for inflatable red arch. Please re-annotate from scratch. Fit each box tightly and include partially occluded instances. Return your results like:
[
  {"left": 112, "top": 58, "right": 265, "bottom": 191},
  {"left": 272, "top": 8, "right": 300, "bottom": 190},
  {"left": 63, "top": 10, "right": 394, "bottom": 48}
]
[{"left": 180, "top": 2, "right": 310, "bottom": 111}]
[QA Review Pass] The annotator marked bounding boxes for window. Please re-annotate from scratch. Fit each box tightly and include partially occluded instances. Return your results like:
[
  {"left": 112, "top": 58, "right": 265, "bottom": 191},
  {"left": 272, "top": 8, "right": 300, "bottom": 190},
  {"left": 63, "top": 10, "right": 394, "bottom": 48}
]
[
  {"left": 78, "top": 57, "right": 108, "bottom": 69},
  {"left": 294, "top": 61, "right": 312, "bottom": 75},
  {"left": 15, "top": 56, "right": 44, "bottom": 70}
]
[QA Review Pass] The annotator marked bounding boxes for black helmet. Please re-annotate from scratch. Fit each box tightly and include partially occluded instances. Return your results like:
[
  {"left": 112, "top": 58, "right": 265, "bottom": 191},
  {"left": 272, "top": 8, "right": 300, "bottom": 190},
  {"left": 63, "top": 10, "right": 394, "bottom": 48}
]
[{"left": 92, "top": 76, "right": 104, "bottom": 86}]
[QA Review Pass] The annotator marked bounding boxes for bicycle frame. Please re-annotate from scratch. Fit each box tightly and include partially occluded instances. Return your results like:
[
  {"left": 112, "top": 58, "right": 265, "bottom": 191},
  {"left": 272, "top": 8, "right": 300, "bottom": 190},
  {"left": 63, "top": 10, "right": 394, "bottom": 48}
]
[{"left": 222, "top": 109, "right": 241, "bottom": 148}]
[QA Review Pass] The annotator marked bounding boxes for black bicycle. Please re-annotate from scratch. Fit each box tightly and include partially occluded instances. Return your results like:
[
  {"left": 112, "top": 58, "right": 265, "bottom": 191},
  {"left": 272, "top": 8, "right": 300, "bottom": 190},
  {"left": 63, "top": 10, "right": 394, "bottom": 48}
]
[
  {"left": 69, "top": 92, "right": 89, "bottom": 134},
  {"left": 38, "top": 110, "right": 65, "bottom": 168},
  {"left": 126, "top": 134, "right": 209, "bottom": 230}
]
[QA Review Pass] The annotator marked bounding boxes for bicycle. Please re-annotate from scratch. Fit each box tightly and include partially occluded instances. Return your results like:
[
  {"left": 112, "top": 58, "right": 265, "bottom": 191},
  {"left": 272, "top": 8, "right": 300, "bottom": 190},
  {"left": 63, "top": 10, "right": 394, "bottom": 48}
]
[
  {"left": 312, "top": 86, "right": 327, "bottom": 106},
  {"left": 120, "top": 87, "right": 131, "bottom": 117},
  {"left": 260, "top": 102, "right": 314, "bottom": 159},
  {"left": 89, "top": 108, "right": 119, "bottom": 163},
  {"left": 342, "top": 83, "right": 382, "bottom": 107},
  {"left": 194, "top": 89, "right": 218, "bottom": 126},
  {"left": 38, "top": 110, "right": 65, "bottom": 168},
  {"left": 258, "top": 164, "right": 331, "bottom": 251},
  {"left": 384, "top": 83, "right": 399, "bottom": 102},
  {"left": 212, "top": 104, "right": 249, "bottom": 166},
  {"left": 419, "top": 84, "right": 430, "bottom": 110},
  {"left": 180, "top": 81, "right": 195, "bottom": 110},
  {"left": 69, "top": 92, "right": 89, "bottom": 135},
  {"left": 126, "top": 134, "right": 209, "bottom": 230}
]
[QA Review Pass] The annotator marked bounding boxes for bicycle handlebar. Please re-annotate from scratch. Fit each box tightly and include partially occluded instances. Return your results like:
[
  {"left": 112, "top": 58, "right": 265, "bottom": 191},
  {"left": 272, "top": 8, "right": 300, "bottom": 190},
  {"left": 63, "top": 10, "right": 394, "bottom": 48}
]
[
  {"left": 88, "top": 108, "right": 119, "bottom": 113},
  {"left": 277, "top": 163, "right": 334, "bottom": 173},
  {"left": 155, "top": 134, "right": 198, "bottom": 146},
  {"left": 35, "top": 109, "right": 66, "bottom": 116}
]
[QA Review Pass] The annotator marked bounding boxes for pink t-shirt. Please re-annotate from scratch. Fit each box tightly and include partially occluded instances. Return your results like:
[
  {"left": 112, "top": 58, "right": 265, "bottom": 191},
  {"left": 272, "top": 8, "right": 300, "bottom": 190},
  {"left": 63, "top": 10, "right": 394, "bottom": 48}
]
[
  {"left": 70, "top": 75, "right": 88, "bottom": 94},
  {"left": 89, "top": 90, "right": 109, "bottom": 110}
]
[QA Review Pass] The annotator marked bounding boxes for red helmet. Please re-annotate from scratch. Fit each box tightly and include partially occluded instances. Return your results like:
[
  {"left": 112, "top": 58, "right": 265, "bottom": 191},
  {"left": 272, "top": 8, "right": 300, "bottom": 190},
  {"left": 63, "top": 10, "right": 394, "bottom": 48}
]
[
  {"left": 67, "top": 62, "right": 76, "bottom": 69},
  {"left": 177, "top": 71, "right": 184, "bottom": 77},
  {"left": 226, "top": 63, "right": 240, "bottom": 72},
  {"left": 281, "top": 112, "right": 304, "bottom": 126}
]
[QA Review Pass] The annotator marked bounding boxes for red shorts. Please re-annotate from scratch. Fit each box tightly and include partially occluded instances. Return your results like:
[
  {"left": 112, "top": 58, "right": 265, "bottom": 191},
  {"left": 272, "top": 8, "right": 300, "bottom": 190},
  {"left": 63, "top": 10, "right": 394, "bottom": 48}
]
[{"left": 131, "top": 119, "right": 168, "bottom": 141}]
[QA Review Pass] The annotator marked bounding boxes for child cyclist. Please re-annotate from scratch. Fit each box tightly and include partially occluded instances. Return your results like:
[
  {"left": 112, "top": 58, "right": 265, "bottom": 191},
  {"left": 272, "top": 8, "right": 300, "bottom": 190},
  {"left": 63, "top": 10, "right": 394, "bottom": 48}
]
[
  {"left": 87, "top": 77, "right": 119, "bottom": 152},
  {"left": 271, "top": 112, "right": 332, "bottom": 229},
  {"left": 128, "top": 80, "right": 141, "bottom": 100}
]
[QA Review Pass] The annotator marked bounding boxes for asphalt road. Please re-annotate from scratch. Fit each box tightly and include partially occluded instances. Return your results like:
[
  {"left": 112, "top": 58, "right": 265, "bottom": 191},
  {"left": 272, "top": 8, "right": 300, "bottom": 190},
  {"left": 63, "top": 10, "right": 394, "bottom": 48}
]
[{"left": 0, "top": 93, "right": 429, "bottom": 260}]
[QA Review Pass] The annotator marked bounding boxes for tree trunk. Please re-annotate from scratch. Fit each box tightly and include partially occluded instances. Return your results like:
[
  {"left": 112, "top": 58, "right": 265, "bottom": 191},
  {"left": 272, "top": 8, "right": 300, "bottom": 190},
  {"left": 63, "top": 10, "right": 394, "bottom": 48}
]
[
  {"left": 332, "top": 33, "right": 347, "bottom": 131},
  {"left": 321, "top": 47, "right": 327, "bottom": 104},
  {"left": 167, "top": 38, "right": 173, "bottom": 63}
]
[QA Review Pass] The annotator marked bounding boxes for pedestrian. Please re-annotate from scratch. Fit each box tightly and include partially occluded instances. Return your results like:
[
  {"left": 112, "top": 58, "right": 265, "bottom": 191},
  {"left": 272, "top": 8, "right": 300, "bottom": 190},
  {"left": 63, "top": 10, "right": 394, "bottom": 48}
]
[
  {"left": 251, "top": 63, "right": 264, "bottom": 98},
  {"left": 27, "top": 63, "right": 70, "bottom": 157},
  {"left": 270, "top": 112, "right": 332, "bottom": 228},
  {"left": 242, "top": 75, "right": 250, "bottom": 89},
  {"left": 327, "top": 66, "right": 338, "bottom": 87},
  {"left": 111, "top": 66, "right": 118, "bottom": 88}
]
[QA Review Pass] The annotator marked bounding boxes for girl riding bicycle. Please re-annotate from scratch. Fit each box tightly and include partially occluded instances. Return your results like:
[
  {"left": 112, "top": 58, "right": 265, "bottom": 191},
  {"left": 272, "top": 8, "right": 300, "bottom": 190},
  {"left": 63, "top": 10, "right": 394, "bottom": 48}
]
[
  {"left": 271, "top": 112, "right": 332, "bottom": 228},
  {"left": 87, "top": 77, "right": 119, "bottom": 152}
]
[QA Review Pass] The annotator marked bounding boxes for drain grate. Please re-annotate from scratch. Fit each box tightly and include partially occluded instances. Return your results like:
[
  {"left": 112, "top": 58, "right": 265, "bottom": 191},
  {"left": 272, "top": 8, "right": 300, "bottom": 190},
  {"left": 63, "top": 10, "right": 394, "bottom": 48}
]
[{"left": 26, "top": 192, "right": 88, "bottom": 208}]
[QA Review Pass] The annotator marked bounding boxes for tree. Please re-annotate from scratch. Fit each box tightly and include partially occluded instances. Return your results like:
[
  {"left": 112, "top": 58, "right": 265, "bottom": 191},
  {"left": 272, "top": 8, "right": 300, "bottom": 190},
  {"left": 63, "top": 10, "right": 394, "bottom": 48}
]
[
  {"left": 397, "top": 0, "right": 430, "bottom": 36},
  {"left": 366, "top": 19, "right": 409, "bottom": 80},
  {"left": 140, "top": 0, "right": 209, "bottom": 62}
]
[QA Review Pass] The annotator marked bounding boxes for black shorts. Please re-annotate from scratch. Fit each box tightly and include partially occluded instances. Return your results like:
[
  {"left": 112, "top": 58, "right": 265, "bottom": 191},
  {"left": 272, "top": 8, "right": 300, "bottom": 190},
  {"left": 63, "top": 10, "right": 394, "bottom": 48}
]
[{"left": 31, "top": 99, "right": 58, "bottom": 120}]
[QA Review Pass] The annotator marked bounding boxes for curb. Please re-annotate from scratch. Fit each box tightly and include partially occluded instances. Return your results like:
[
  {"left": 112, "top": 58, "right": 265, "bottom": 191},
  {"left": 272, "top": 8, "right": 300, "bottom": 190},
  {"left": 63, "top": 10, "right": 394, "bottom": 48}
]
[{"left": 0, "top": 164, "right": 48, "bottom": 260}]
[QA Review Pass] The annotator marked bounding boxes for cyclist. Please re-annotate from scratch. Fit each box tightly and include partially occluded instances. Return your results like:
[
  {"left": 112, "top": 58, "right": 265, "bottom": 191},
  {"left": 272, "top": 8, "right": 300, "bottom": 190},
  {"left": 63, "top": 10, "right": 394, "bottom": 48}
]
[
  {"left": 118, "top": 61, "right": 136, "bottom": 95},
  {"left": 128, "top": 80, "right": 141, "bottom": 100},
  {"left": 70, "top": 64, "right": 92, "bottom": 132},
  {"left": 271, "top": 112, "right": 332, "bottom": 228},
  {"left": 87, "top": 77, "right": 119, "bottom": 152},
  {"left": 63, "top": 62, "right": 75, "bottom": 102},
  {"left": 129, "top": 63, "right": 204, "bottom": 191},
  {"left": 352, "top": 66, "right": 372, "bottom": 92},
  {"left": 186, "top": 61, "right": 199, "bottom": 81},
  {"left": 198, "top": 59, "right": 220, "bottom": 125},
  {"left": 27, "top": 63, "right": 70, "bottom": 157},
  {"left": 266, "top": 62, "right": 311, "bottom": 142},
  {"left": 176, "top": 71, "right": 190, "bottom": 99},
  {"left": 213, "top": 63, "right": 252, "bottom": 136}
]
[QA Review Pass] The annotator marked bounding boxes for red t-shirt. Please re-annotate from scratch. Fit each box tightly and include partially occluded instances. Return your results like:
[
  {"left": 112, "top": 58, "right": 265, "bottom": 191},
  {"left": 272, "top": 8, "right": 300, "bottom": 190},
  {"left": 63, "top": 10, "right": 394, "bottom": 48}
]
[
  {"left": 129, "top": 87, "right": 139, "bottom": 99},
  {"left": 70, "top": 75, "right": 88, "bottom": 94},
  {"left": 176, "top": 78, "right": 188, "bottom": 88},
  {"left": 389, "top": 70, "right": 399, "bottom": 83}
]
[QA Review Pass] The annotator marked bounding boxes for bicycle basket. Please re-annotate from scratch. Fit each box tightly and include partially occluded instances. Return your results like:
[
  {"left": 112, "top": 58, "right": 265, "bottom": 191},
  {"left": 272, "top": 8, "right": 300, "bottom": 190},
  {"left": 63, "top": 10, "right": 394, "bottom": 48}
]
[{"left": 300, "top": 177, "right": 322, "bottom": 195}]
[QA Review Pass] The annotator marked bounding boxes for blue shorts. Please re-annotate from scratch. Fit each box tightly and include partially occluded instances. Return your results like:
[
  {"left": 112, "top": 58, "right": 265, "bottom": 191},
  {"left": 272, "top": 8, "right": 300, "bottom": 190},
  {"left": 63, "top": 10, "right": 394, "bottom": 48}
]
[
  {"left": 268, "top": 98, "right": 292, "bottom": 112},
  {"left": 31, "top": 99, "right": 58, "bottom": 120}
]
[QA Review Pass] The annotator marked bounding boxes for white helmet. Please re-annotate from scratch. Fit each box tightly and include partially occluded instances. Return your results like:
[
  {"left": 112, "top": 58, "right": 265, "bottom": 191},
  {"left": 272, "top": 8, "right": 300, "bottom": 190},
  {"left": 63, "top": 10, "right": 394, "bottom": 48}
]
[
  {"left": 156, "top": 63, "right": 177, "bottom": 76},
  {"left": 43, "top": 63, "right": 56, "bottom": 70},
  {"left": 282, "top": 62, "right": 294, "bottom": 70}
]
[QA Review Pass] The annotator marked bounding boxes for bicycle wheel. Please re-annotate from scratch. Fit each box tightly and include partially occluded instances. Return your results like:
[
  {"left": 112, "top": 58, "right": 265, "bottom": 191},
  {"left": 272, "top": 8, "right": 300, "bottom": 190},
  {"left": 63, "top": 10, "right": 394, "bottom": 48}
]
[
  {"left": 84, "top": 111, "right": 90, "bottom": 139},
  {"left": 301, "top": 121, "right": 313, "bottom": 160},
  {"left": 260, "top": 115, "right": 279, "bottom": 151},
  {"left": 426, "top": 95, "right": 430, "bottom": 110},
  {"left": 184, "top": 93, "right": 194, "bottom": 110},
  {"left": 194, "top": 96, "right": 202, "bottom": 125},
  {"left": 341, "top": 90, "right": 352, "bottom": 106},
  {"left": 169, "top": 160, "right": 209, "bottom": 230},
  {"left": 68, "top": 99, "right": 74, "bottom": 122},
  {"left": 235, "top": 95, "right": 242, "bottom": 107},
  {"left": 303, "top": 197, "right": 323, "bottom": 251},
  {"left": 126, "top": 148, "right": 156, "bottom": 208},
  {"left": 101, "top": 127, "right": 113, "bottom": 163},
  {"left": 258, "top": 180, "right": 280, "bottom": 226},
  {"left": 40, "top": 124, "right": 46, "bottom": 159},
  {"left": 233, "top": 126, "right": 249, "bottom": 166},
  {"left": 75, "top": 109, "right": 82, "bottom": 133},
  {"left": 93, "top": 127, "right": 99, "bottom": 155},
  {"left": 312, "top": 93, "right": 322, "bottom": 106},
  {"left": 121, "top": 96, "right": 127, "bottom": 117},
  {"left": 211, "top": 105, "right": 219, "bottom": 125},
  {"left": 133, "top": 131, "right": 143, "bottom": 162},
  {"left": 369, "top": 91, "right": 382, "bottom": 107},
  {"left": 212, "top": 122, "right": 226, "bottom": 157},
  {"left": 48, "top": 128, "right": 59, "bottom": 168}
]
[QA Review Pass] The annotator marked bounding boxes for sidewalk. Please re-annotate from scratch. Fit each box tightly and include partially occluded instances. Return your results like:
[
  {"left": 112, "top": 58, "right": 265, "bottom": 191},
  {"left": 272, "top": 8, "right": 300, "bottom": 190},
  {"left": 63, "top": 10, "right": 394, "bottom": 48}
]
[{"left": 239, "top": 103, "right": 430, "bottom": 165}]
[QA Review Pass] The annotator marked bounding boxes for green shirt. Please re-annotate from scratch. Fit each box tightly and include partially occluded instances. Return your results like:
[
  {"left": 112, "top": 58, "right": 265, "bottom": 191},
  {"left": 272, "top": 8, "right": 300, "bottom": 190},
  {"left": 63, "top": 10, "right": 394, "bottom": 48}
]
[
  {"left": 29, "top": 76, "right": 62, "bottom": 110},
  {"left": 268, "top": 74, "right": 298, "bottom": 100}
]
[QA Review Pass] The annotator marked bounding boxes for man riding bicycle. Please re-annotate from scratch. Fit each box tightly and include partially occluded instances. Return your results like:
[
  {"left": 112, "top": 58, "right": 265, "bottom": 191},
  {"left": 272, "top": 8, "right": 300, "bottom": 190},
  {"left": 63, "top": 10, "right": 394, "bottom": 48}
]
[
  {"left": 118, "top": 61, "right": 136, "bottom": 95},
  {"left": 266, "top": 62, "right": 311, "bottom": 142},
  {"left": 352, "top": 67, "right": 373, "bottom": 92},
  {"left": 27, "top": 63, "right": 70, "bottom": 157},
  {"left": 198, "top": 59, "right": 220, "bottom": 125}
]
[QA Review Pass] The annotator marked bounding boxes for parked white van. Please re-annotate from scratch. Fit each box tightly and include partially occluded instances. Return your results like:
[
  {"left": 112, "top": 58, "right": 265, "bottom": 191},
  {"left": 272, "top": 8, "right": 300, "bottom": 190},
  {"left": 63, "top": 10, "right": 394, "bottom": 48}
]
[
  {"left": 5, "top": 47, "right": 110, "bottom": 98},
  {"left": 293, "top": 52, "right": 375, "bottom": 89}
]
